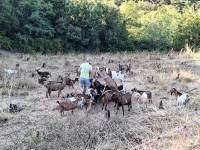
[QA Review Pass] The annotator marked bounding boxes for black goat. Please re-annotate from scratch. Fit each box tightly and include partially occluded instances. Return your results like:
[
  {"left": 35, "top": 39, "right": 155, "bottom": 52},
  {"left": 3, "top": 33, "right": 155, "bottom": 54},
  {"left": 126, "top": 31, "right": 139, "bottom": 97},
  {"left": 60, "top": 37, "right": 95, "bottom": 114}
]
[
  {"left": 119, "top": 64, "right": 132, "bottom": 73},
  {"left": 88, "top": 88, "right": 100, "bottom": 102},
  {"left": 118, "top": 85, "right": 124, "bottom": 91},
  {"left": 38, "top": 78, "right": 47, "bottom": 85},
  {"left": 36, "top": 69, "right": 51, "bottom": 78},
  {"left": 89, "top": 80, "right": 111, "bottom": 97}
]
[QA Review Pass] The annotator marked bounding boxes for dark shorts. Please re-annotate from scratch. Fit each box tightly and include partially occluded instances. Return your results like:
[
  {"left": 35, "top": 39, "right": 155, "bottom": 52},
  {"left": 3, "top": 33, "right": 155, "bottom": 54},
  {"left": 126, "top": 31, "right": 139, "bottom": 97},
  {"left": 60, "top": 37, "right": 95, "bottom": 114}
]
[{"left": 79, "top": 77, "right": 90, "bottom": 87}]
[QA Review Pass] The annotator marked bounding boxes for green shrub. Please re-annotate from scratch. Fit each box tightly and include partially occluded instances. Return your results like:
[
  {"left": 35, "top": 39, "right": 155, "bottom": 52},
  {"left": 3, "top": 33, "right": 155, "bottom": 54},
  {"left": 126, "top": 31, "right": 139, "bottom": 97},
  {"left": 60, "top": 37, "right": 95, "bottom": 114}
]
[{"left": 32, "top": 38, "right": 63, "bottom": 54}]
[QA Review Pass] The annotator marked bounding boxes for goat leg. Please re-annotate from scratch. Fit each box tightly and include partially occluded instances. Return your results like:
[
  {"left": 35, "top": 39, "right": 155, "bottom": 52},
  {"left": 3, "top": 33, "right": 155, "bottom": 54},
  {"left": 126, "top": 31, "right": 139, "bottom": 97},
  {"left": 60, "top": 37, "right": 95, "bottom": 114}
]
[
  {"left": 49, "top": 90, "right": 51, "bottom": 97},
  {"left": 58, "top": 90, "right": 61, "bottom": 97},
  {"left": 116, "top": 105, "right": 119, "bottom": 115},
  {"left": 128, "top": 104, "right": 130, "bottom": 111},
  {"left": 46, "top": 90, "right": 49, "bottom": 98},
  {"left": 102, "top": 103, "right": 104, "bottom": 110},
  {"left": 47, "top": 89, "right": 51, "bottom": 98},
  {"left": 105, "top": 104, "right": 107, "bottom": 111},
  {"left": 85, "top": 104, "right": 88, "bottom": 110},
  {"left": 122, "top": 105, "right": 124, "bottom": 116},
  {"left": 116, "top": 109, "right": 118, "bottom": 115},
  {"left": 60, "top": 110, "right": 64, "bottom": 116}
]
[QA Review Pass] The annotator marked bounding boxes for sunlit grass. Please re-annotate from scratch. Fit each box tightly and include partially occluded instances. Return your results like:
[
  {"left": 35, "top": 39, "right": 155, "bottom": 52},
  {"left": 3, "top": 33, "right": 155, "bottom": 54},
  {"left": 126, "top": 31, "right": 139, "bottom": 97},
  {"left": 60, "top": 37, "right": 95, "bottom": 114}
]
[{"left": 0, "top": 50, "right": 200, "bottom": 150}]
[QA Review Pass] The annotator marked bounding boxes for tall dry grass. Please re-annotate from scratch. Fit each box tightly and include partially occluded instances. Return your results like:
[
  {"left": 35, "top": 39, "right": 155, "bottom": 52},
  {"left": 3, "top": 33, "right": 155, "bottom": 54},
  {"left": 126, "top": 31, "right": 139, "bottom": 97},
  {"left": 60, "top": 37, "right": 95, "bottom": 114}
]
[{"left": 0, "top": 49, "right": 200, "bottom": 150}]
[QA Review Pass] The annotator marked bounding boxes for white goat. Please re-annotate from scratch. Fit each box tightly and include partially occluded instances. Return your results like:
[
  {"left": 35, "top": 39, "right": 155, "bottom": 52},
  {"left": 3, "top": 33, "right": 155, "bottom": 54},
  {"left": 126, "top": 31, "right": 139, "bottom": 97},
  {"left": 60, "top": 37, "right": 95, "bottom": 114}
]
[
  {"left": 69, "top": 97, "right": 84, "bottom": 107},
  {"left": 177, "top": 94, "right": 191, "bottom": 105},
  {"left": 87, "top": 88, "right": 98, "bottom": 101},
  {"left": 170, "top": 88, "right": 192, "bottom": 105},
  {"left": 134, "top": 92, "right": 148, "bottom": 109},
  {"left": 4, "top": 69, "right": 18, "bottom": 74},
  {"left": 111, "top": 71, "right": 127, "bottom": 82},
  {"left": 131, "top": 88, "right": 152, "bottom": 103}
]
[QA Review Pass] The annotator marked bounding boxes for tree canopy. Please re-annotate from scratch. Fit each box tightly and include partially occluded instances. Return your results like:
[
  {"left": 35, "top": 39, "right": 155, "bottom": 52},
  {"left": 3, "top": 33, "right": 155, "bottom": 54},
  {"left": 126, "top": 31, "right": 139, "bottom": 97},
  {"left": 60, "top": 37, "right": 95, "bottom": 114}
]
[{"left": 0, "top": 0, "right": 199, "bottom": 53}]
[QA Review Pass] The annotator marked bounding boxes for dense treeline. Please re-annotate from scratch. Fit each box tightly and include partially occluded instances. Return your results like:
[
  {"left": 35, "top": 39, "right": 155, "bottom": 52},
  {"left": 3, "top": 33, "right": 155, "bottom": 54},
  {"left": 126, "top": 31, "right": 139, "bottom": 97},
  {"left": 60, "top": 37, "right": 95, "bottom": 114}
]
[{"left": 0, "top": 0, "right": 200, "bottom": 53}]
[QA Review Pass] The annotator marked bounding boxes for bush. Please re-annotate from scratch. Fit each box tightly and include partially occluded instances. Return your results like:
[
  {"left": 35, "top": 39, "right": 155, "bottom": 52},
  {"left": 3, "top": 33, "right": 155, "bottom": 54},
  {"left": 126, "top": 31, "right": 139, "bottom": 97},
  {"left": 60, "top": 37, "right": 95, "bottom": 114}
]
[
  {"left": 0, "top": 34, "right": 12, "bottom": 50},
  {"left": 32, "top": 38, "right": 63, "bottom": 54}
]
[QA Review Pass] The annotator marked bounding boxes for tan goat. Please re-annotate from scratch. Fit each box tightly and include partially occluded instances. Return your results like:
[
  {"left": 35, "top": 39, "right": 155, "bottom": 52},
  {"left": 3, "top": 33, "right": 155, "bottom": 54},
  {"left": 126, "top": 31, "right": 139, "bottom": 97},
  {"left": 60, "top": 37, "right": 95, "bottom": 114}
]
[{"left": 57, "top": 97, "right": 83, "bottom": 116}]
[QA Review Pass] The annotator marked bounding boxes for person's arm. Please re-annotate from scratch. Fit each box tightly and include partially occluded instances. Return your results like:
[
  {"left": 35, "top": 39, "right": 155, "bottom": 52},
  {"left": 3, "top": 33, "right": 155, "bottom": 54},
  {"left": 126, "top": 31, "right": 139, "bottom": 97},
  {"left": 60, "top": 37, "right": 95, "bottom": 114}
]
[
  {"left": 78, "top": 67, "right": 81, "bottom": 72},
  {"left": 90, "top": 69, "right": 95, "bottom": 76},
  {"left": 78, "top": 64, "right": 82, "bottom": 73},
  {"left": 89, "top": 66, "right": 95, "bottom": 77}
]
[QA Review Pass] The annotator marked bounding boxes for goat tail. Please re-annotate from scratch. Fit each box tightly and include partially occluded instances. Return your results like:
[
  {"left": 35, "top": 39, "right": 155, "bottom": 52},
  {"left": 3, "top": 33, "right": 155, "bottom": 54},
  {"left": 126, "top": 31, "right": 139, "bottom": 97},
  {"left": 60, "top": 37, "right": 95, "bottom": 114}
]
[
  {"left": 189, "top": 96, "right": 194, "bottom": 99},
  {"left": 188, "top": 88, "right": 197, "bottom": 93},
  {"left": 57, "top": 101, "right": 60, "bottom": 104}
]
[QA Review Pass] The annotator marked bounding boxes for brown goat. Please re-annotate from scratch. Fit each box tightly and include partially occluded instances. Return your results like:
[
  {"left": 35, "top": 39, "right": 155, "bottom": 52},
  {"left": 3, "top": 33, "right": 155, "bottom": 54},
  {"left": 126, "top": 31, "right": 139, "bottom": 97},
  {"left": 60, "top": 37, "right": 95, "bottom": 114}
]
[
  {"left": 170, "top": 88, "right": 182, "bottom": 101},
  {"left": 44, "top": 80, "right": 66, "bottom": 98},
  {"left": 68, "top": 78, "right": 79, "bottom": 88},
  {"left": 75, "top": 94, "right": 92, "bottom": 109},
  {"left": 119, "top": 64, "right": 132, "bottom": 73},
  {"left": 131, "top": 88, "right": 152, "bottom": 103},
  {"left": 82, "top": 97, "right": 93, "bottom": 110},
  {"left": 103, "top": 75, "right": 119, "bottom": 93},
  {"left": 57, "top": 76, "right": 79, "bottom": 88},
  {"left": 57, "top": 97, "right": 82, "bottom": 116},
  {"left": 100, "top": 90, "right": 115, "bottom": 110},
  {"left": 75, "top": 94, "right": 91, "bottom": 99},
  {"left": 107, "top": 69, "right": 112, "bottom": 78},
  {"left": 73, "top": 94, "right": 93, "bottom": 110},
  {"left": 94, "top": 67, "right": 106, "bottom": 77},
  {"left": 111, "top": 92, "right": 132, "bottom": 116},
  {"left": 57, "top": 75, "right": 70, "bottom": 82}
]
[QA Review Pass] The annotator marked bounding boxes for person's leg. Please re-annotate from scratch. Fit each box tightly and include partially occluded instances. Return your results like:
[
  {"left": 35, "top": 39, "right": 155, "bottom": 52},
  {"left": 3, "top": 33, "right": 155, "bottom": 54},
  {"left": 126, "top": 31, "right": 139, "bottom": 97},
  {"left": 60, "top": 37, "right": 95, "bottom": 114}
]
[
  {"left": 84, "top": 78, "right": 90, "bottom": 94},
  {"left": 79, "top": 78, "right": 85, "bottom": 94},
  {"left": 81, "top": 86, "right": 85, "bottom": 94},
  {"left": 83, "top": 86, "right": 87, "bottom": 94}
]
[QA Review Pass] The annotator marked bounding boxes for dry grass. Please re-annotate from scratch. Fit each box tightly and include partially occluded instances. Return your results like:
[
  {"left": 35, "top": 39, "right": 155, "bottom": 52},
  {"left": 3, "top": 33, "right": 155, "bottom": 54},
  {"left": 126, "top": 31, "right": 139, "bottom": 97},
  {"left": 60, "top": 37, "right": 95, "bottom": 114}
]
[{"left": 0, "top": 50, "right": 200, "bottom": 150}]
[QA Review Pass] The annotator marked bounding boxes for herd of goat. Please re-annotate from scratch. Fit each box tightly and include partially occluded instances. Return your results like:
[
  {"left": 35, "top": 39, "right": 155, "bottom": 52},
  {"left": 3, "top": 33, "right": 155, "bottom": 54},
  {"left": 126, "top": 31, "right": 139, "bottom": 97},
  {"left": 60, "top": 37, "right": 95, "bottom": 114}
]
[{"left": 4, "top": 62, "right": 194, "bottom": 117}]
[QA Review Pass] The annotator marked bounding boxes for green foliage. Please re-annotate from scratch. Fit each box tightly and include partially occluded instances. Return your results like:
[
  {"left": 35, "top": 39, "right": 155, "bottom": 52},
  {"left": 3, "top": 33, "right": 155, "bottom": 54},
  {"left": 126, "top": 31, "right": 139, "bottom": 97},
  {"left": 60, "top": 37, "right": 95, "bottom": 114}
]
[
  {"left": 0, "top": 0, "right": 129, "bottom": 53},
  {"left": 0, "top": 0, "right": 200, "bottom": 53},
  {"left": 120, "top": 0, "right": 200, "bottom": 51},
  {"left": 141, "top": 5, "right": 180, "bottom": 50},
  {"left": 0, "top": 32, "right": 12, "bottom": 50},
  {"left": 174, "top": 6, "right": 200, "bottom": 50},
  {"left": 32, "top": 38, "right": 63, "bottom": 54}
]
